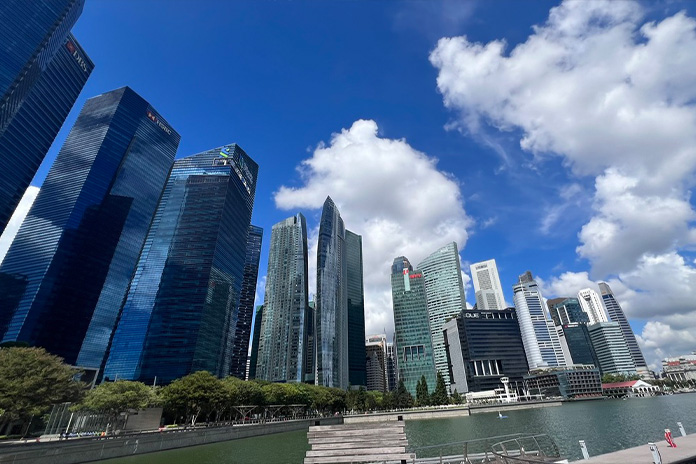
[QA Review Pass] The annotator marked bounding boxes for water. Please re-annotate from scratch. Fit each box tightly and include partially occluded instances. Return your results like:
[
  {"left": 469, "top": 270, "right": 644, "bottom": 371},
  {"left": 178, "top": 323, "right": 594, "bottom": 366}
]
[{"left": 103, "top": 394, "right": 696, "bottom": 463}]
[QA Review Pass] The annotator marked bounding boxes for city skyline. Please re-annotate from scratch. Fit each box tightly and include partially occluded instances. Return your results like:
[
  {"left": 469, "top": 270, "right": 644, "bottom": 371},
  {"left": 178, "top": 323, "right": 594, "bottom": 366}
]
[{"left": 1, "top": 0, "right": 695, "bottom": 371}]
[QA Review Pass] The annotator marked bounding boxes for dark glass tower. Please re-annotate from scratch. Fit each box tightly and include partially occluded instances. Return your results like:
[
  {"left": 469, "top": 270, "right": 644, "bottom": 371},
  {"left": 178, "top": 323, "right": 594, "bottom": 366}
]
[
  {"left": 560, "top": 323, "right": 600, "bottom": 367},
  {"left": 316, "top": 197, "right": 348, "bottom": 388},
  {"left": 0, "top": 87, "right": 180, "bottom": 369},
  {"left": 0, "top": 0, "right": 92, "bottom": 234},
  {"left": 248, "top": 305, "right": 264, "bottom": 380},
  {"left": 598, "top": 282, "right": 648, "bottom": 371},
  {"left": 346, "top": 230, "right": 366, "bottom": 387},
  {"left": 255, "top": 214, "right": 309, "bottom": 383},
  {"left": 103, "top": 144, "right": 258, "bottom": 384},
  {"left": 548, "top": 298, "right": 589, "bottom": 326},
  {"left": 229, "top": 225, "right": 263, "bottom": 379}
]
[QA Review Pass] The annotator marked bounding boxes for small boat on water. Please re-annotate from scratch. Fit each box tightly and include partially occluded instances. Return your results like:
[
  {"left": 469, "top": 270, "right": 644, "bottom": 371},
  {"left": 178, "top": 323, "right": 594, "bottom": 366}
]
[{"left": 498, "top": 412, "right": 508, "bottom": 419}]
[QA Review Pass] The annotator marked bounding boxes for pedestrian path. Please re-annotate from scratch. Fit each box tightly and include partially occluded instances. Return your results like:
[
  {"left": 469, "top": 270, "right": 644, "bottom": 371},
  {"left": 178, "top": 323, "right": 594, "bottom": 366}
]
[{"left": 585, "top": 432, "right": 696, "bottom": 463}]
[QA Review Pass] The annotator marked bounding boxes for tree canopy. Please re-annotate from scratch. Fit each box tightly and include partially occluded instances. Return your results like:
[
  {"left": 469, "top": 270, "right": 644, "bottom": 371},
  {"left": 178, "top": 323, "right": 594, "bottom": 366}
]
[{"left": 431, "top": 372, "right": 449, "bottom": 405}]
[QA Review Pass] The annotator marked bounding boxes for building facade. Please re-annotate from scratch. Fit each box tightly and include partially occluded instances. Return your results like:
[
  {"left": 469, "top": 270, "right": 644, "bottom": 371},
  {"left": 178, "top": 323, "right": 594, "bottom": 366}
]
[
  {"left": 524, "top": 365, "right": 602, "bottom": 399},
  {"left": 391, "top": 256, "right": 436, "bottom": 396},
  {"left": 255, "top": 214, "right": 309, "bottom": 383},
  {"left": 577, "top": 288, "right": 609, "bottom": 325},
  {"left": 662, "top": 354, "right": 696, "bottom": 382},
  {"left": 316, "top": 197, "right": 348, "bottom": 388},
  {"left": 386, "top": 340, "right": 398, "bottom": 391},
  {"left": 247, "top": 305, "right": 264, "bottom": 380},
  {"left": 548, "top": 298, "right": 589, "bottom": 326},
  {"left": 512, "top": 272, "right": 566, "bottom": 369},
  {"left": 470, "top": 259, "right": 506, "bottom": 310},
  {"left": 102, "top": 144, "right": 257, "bottom": 384},
  {"left": 557, "top": 323, "right": 600, "bottom": 367},
  {"left": 0, "top": 87, "right": 179, "bottom": 370},
  {"left": 346, "top": 230, "right": 366, "bottom": 388},
  {"left": 587, "top": 322, "right": 637, "bottom": 376},
  {"left": 365, "top": 334, "right": 388, "bottom": 392},
  {"left": 229, "top": 225, "right": 263, "bottom": 379}
]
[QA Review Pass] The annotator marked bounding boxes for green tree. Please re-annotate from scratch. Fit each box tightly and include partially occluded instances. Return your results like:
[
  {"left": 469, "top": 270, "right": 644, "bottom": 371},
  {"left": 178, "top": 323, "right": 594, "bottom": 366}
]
[
  {"left": 79, "top": 381, "right": 158, "bottom": 432},
  {"left": 601, "top": 373, "right": 640, "bottom": 384},
  {"left": 0, "top": 347, "right": 84, "bottom": 436},
  {"left": 416, "top": 375, "right": 430, "bottom": 407},
  {"left": 431, "top": 372, "right": 448, "bottom": 405},
  {"left": 394, "top": 379, "right": 414, "bottom": 409},
  {"left": 160, "top": 371, "right": 225, "bottom": 426},
  {"left": 450, "top": 389, "right": 463, "bottom": 405}
]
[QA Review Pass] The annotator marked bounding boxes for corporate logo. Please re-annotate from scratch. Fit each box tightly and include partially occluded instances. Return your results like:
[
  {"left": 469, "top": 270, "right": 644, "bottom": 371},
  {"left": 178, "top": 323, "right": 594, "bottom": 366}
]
[
  {"left": 65, "top": 40, "right": 88, "bottom": 73},
  {"left": 219, "top": 145, "right": 254, "bottom": 189},
  {"left": 147, "top": 110, "right": 172, "bottom": 135}
]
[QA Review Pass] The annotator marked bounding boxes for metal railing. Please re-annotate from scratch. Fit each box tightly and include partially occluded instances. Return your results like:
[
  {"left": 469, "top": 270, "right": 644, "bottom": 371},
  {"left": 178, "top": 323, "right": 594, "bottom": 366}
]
[{"left": 489, "top": 434, "right": 561, "bottom": 463}]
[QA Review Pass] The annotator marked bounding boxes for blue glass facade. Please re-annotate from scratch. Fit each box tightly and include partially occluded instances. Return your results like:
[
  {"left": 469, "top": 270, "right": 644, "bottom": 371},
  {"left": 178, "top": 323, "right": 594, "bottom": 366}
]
[
  {"left": 248, "top": 305, "right": 264, "bottom": 380},
  {"left": 316, "top": 197, "right": 348, "bottom": 389},
  {"left": 229, "top": 225, "right": 263, "bottom": 379},
  {"left": 346, "top": 230, "right": 366, "bottom": 387},
  {"left": 0, "top": 87, "right": 180, "bottom": 369},
  {"left": 0, "top": 0, "right": 91, "bottom": 233},
  {"left": 103, "top": 145, "right": 258, "bottom": 384}
]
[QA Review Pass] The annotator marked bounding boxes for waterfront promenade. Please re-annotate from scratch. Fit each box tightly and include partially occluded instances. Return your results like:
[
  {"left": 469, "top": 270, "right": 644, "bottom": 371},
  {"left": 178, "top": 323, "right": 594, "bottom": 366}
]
[{"left": 585, "top": 432, "right": 696, "bottom": 463}]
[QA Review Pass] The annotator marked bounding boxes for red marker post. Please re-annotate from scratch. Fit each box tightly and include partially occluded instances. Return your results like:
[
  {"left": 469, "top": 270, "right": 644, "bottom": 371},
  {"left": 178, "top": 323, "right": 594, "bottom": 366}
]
[{"left": 665, "top": 429, "right": 677, "bottom": 448}]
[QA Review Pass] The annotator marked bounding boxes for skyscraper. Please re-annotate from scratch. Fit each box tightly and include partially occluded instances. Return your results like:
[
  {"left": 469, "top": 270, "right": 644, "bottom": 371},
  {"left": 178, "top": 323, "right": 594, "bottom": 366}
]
[
  {"left": 365, "top": 334, "right": 388, "bottom": 392},
  {"left": 346, "top": 230, "right": 366, "bottom": 387},
  {"left": 0, "top": 1, "right": 92, "bottom": 234},
  {"left": 512, "top": 271, "right": 566, "bottom": 369},
  {"left": 470, "top": 259, "right": 505, "bottom": 310},
  {"left": 103, "top": 144, "right": 257, "bottom": 384},
  {"left": 419, "top": 242, "right": 466, "bottom": 391},
  {"left": 0, "top": 87, "right": 179, "bottom": 369},
  {"left": 557, "top": 323, "right": 600, "bottom": 367},
  {"left": 304, "top": 300, "right": 316, "bottom": 383},
  {"left": 391, "top": 256, "right": 436, "bottom": 396},
  {"left": 255, "top": 214, "right": 309, "bottom": 383},
  {"left": 247, "top": 305, "right": 264, "bottom": 380},
  {"left": 229, "top": 225, "right": 263, "bottom": 379},
  {"left": 577, "top": 288, "right": 609, "bottom": 324},
  {"left": 598, "top": 282, "right": 648, "bottom": 370},
  {"left": 386, "top": 339, "right": 398, "bottom": 392},
  {"left": 316, "top": 197, "right": 348, "bottom": 388},
  {"left": 548, "top": 298, "right": 589, "bottom": 326},
  {"left": 587, "top": 322, "right": 637, "bottom": 376}
]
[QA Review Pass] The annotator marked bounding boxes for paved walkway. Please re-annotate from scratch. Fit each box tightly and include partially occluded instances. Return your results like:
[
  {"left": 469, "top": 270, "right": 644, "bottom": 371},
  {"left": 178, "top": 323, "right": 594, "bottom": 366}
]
[{"left": 585, "top": 433, "right": 696, "bottom": 463}]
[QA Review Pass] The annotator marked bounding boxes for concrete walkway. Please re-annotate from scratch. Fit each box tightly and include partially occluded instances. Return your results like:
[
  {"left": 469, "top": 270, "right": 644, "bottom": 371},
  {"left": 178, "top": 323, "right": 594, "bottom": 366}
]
[{"left": 585, "top": 433, "right": 696, "bottom": 463}]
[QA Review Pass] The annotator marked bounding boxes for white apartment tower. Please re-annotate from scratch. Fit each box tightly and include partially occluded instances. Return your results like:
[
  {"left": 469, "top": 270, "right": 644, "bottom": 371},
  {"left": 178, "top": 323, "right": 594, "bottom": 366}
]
[
  {"left": 577, "top": 287, "right": 609, "bottom": 324},
  {"left": 470, "top": 259, "right": 506, "bottom": 310}
]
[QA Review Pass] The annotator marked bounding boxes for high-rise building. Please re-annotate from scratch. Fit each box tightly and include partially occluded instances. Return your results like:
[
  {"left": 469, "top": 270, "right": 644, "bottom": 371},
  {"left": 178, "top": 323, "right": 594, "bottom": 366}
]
[
  {"left": 419, "top": 242, "right": 466, "bottom": 391},
  {"left": 587, "top": 322, "right": 637, "bottom": 376},
  {"left": 0, "top": 87, "right": 179, "bottom": 369},
  {"left": 305, "top": 300, "right": 316, "bottom": 383},
  {"left": 598, "top": 282, "right": 649, "bottom": 374},
  {"left": 346, "top": 230, "right": 366, "bottom": 388},
  {"left": 247, "top": 305, "right": 264, "bottom": 380},
  {"left": 229, "top": 225, "right": 263, "bottom": 379},
  {"left": 365, "top": 334, "right": 388, "bottom": 392},
  {"left": 557, "top": 323, "right": 600, "bottom": 367},
  {"left": 316, "top": 197, "right": 348, "bottom": 389},
  {"left": 103, "top": 144, "right": 257, "bottom": 384},
  {"left": 548, "top": 298, "right": 589, "bottom": 326},
  {"left": 470, "top": 259, "right": 505, "bottom": 310},
  {"left": 0, "top": 1, "right": 92, "bottom": 234},
  {"left": 512, "top": 271, "right": 566, "bottom": 369},
  {"left": 443, "top": 307, "right": 529, "bottom": 395},
  {"left": 386, "top": 340, "right": 398, "bottom": 391},
  {"left": 255, "top": 214, "right": 309, "bottom": 383},
  {"left": 577, "top": 288, "right": 609, "bottom": 324},
  {"left": 391, "top": 256, "right": 436, "bottom": 396}
]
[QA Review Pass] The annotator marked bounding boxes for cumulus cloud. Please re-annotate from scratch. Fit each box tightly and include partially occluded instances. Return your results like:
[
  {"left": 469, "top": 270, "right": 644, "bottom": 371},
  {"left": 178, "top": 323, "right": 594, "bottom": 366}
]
[
  {"left": 275, "top": 119, "right": 472, "bottom": 337},
  {"left": 0, "top": 186, "right": 39, "bottom": 265},
  {"left": 431, "top": 0, "right": 696, "bottom": 368}
]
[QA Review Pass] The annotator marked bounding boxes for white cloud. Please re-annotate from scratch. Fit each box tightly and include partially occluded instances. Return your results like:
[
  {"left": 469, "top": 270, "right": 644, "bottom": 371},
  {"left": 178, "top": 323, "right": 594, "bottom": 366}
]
[
  {"left": 275, "top": 119, "right": 472, "bottom": 337},
  {"left": 0, "top": 186, "right": 39, "bottom": 265},
  {"left": 430, "top": 0, "right": 696, "bottom": 370}
]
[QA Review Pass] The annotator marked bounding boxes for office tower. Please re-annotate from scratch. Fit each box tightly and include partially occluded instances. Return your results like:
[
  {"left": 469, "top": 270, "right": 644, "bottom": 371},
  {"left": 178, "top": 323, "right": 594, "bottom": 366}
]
[
  {"left": 346, "top": 230, "right": 366, "bottom": 387},
  {"left": 577, "top": 288, "right": 609, "bottom": 324},
  {"left": 548, "top": 298, "right": 589, "bottom": 326},
  {"left": 365, "top": 334, "right": 388, "bottom": 392},
  {"left": 229, "top": 225, "right": 263, "bottom": 379},
  {"left": 0, "top": 0, "right": 92, "bottom": 234},
  {"left": 391, "top": 256, "right": 437, "bottom": 396},
  {"left": 255, "top": 214, "right": 309, "bottom": 383},
  {"left": 587, "top": 322, "right": 637, "bottom": 376},
  {"left": 470, "top": 259, "right": 505, "bottom": 310},
  {"left": 443, "top": 307, "right": 529, "bottom": 394},
  {"left": 247, "top": 305, "right": 264, "bottom": 380},
  {"left": 103, "top": 144, "right": 257, "bottom": 384},
  {"left": 419, "top": 242, "right": 466, "bottom": 391},
  {"left": 512, "top": 271, "right": 566, "bottom": 369},
  {"left": 598, "top": 282, "right": 649, "bottom": 374},
  {"left": 316, "top": 197, "right": 348, "bottom": 388},
  {"left": 557, "top": 323, "right": 600, "bottom": 367},
  {"left": 0, "top": 87, "right": 179, "bottom": 369},
  {"left": 304, "top": 300, "right": 315, "bottom": 383},
  {"left": 386, "top": 340, "right": 398, "bottom": 391}
]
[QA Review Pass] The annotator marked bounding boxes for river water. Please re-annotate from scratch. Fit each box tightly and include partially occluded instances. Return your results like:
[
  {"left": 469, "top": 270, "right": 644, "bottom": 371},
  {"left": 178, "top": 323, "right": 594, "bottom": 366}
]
[{"left": 103, "top": 394, "right": 696, "bottom": 463}]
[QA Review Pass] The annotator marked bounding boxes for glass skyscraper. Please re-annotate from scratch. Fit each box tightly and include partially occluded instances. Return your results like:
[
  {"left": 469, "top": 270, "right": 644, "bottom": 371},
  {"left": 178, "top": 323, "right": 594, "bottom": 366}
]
[
  {"left": 470, "top": 259, "right": 506, "bottom": 310},
  {"left": 559, "top": 323, "right": 600, "bottom": 367},
  {"left": 418, "top": 242, "right": 466, "bottom": 392},
  {"left": 548, "top": 297, "right": 589, "bottom": 326},
  {"left": 229, "top": 225, "right": 263, "bottom": 379},
  {"left": 255, "top": 214, "right": 309, "bottom": 383},
  {"left": 588, "top": 322, "right": 637, "bottom": 376},
  {"left": 0, "top": 87, "right": 179, "bottom": 369},
  {"left": 346, "top": 230, "right": 366, "bottom": 387},
  {"left": 512, "top": 271, "right": 566, "bottom": 369},
  {"left": 316, "top": 197, "right": 348, "bottom": 388},
  {"left": 103, "top": 144, "right": 258, "bottom": 384},
  {"left": 248, "top": 305, "right": 264, "bottom": 380},
  {"left": 0, "top": 0, "right": 92, "bottom": 234},
  {"left": 391, "top": 256, "right": 436, "bottom": 397}
]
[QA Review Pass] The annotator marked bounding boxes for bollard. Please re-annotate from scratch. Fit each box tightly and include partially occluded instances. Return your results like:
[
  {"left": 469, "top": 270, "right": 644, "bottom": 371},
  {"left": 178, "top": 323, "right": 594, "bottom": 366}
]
[
  {"left": 579, "top": 440, "right": 590, "bottom": 460},
  {"left": 649, "top": 442, "right": 662, "bottom": 464},
  {"left": 677, "top": 422, "right": 686, "bottom": 437}
]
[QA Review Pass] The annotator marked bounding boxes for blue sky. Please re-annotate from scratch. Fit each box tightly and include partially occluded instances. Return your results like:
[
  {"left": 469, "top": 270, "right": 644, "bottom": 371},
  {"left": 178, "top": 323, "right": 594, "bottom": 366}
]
[{"left": 3, "top": 0, "right": 696, "bottom": 369}]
